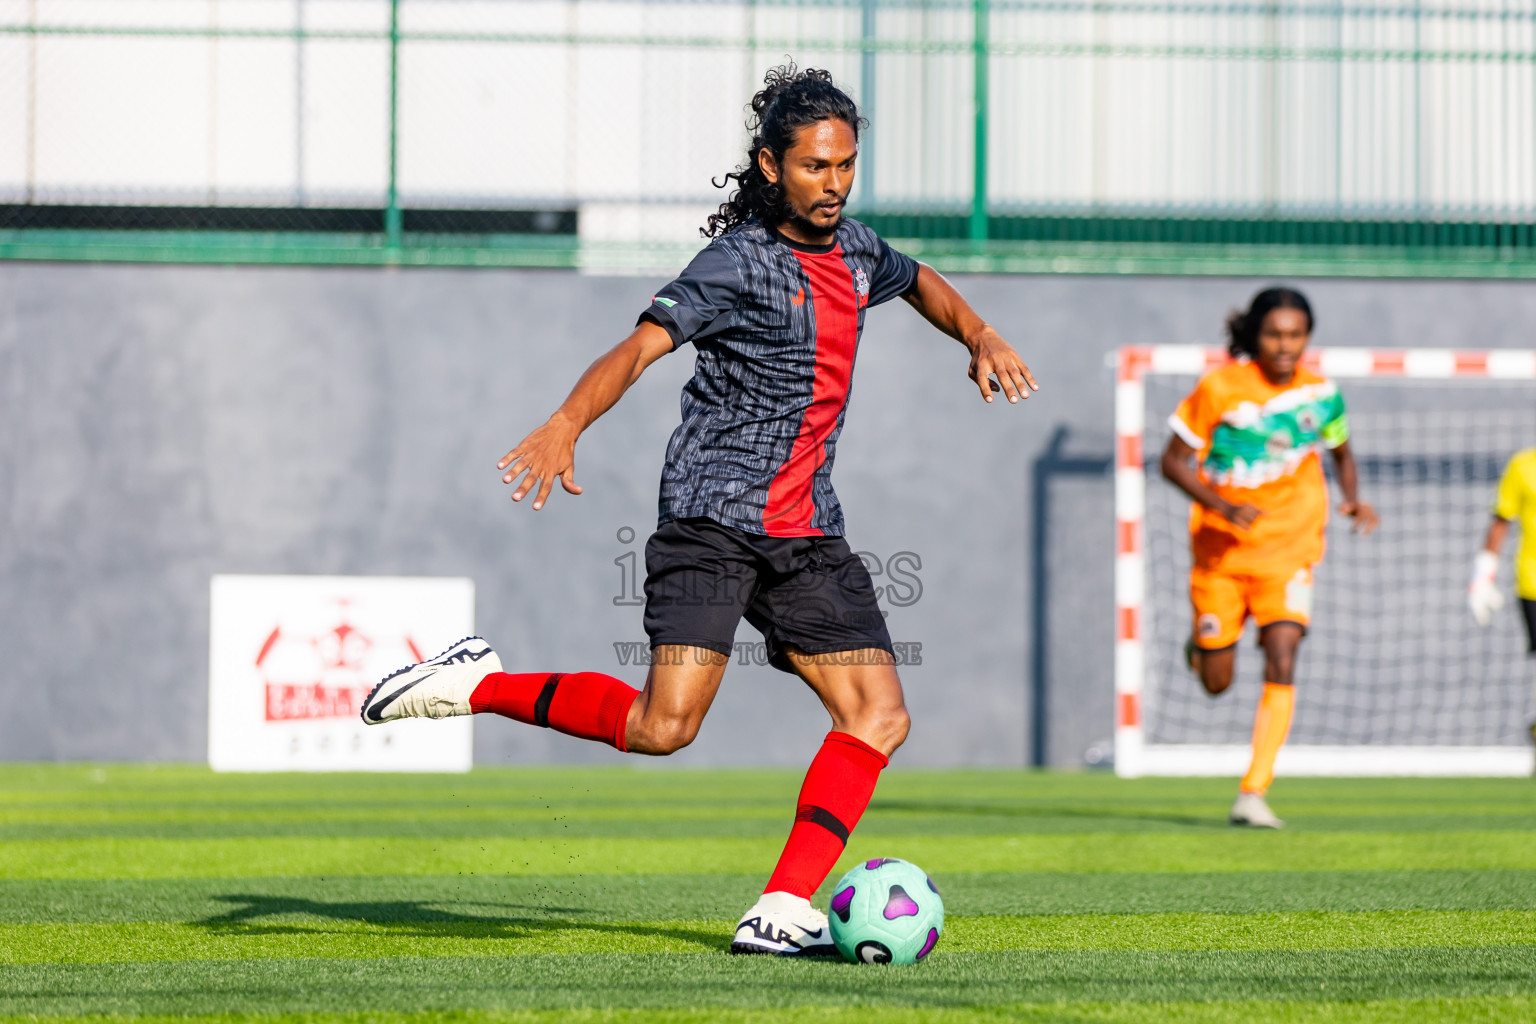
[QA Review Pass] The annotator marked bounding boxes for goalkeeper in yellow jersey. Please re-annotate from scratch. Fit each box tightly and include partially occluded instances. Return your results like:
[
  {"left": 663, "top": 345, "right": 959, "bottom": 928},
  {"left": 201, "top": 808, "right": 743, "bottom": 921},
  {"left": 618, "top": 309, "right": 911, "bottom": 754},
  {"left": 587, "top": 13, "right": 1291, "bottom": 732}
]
[
  {"left": 1161, "top": 287, "right": 1378, "bottom": 828},
  {"left": 1469, "top": 448, "right": 1536, "bottom": 746}
]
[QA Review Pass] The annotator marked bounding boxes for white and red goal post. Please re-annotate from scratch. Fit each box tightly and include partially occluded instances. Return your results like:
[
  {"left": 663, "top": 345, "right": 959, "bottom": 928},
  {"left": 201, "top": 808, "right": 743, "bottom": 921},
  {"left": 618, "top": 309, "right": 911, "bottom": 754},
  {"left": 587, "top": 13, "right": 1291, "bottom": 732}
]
[{"left": 1114, "top": 345, "right": 1536, "bottom": 778}]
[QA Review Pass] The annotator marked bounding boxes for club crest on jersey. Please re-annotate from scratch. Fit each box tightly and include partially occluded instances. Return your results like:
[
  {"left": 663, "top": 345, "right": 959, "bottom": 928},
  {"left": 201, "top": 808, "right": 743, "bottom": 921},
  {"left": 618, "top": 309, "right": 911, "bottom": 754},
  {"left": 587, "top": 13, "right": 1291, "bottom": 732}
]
[{"left": 854, "top": 267, "right": 870, "bottom": 307}]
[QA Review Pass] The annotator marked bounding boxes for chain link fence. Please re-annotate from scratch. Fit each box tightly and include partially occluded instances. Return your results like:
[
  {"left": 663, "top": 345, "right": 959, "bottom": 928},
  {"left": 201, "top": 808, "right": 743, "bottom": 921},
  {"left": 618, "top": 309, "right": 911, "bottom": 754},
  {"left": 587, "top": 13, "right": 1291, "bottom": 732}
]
[{"left": 2, "top": 0, "right": 1535, "bottom": 271}]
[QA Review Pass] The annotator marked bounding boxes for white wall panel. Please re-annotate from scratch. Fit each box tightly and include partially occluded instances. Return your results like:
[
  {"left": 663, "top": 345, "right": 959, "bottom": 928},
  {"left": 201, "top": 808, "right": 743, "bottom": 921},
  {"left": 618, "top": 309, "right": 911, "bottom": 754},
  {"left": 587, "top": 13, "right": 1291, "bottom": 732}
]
[{"left": 0, "top": 0, "right": 1533, "bottom": 218}]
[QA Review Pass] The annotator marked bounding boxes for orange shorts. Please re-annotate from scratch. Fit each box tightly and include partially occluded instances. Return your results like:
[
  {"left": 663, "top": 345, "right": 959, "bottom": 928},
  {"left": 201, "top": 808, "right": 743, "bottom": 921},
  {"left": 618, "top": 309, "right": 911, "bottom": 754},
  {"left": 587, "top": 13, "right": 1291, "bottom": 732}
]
[{"left": 1190, "top": 564, "right": 1314, "bottom": 650}]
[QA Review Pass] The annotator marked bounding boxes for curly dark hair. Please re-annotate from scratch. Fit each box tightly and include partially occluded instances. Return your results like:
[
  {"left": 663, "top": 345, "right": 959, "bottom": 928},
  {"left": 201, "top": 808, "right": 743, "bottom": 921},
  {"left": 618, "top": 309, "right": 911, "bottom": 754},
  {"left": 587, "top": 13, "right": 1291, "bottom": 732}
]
[
  {"left": 1225, "top": 286, "right": 1315, "bottom": 359},
  {"left": 703, "top": 63, "right": 865, "bottom": 238}
]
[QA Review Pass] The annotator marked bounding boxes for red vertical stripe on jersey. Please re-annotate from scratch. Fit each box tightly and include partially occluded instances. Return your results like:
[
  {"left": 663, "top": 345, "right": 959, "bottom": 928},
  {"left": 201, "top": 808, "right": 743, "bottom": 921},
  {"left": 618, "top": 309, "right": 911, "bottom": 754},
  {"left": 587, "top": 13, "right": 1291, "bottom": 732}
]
[{"left": 762, "top": 248, "right": 860, "bottom": 536}]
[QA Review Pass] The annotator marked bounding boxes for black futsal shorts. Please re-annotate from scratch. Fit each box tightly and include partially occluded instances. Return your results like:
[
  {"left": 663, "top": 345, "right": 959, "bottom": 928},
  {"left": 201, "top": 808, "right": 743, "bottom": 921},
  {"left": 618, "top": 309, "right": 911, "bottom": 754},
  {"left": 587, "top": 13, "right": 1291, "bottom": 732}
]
[
  {"left": 1522, "top": 598, "right": 1536, "bottom": 654},
  {"left": 642, "top": 517, "right": 895, "bottom": 674}
]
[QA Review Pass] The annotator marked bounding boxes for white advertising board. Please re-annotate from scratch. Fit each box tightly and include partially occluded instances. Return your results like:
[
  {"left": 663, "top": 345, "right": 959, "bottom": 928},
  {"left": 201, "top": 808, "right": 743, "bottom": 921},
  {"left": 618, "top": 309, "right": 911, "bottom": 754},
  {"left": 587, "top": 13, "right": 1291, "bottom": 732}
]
[{"left": 209, "top": 575, "right": 475, "bottom": 772}]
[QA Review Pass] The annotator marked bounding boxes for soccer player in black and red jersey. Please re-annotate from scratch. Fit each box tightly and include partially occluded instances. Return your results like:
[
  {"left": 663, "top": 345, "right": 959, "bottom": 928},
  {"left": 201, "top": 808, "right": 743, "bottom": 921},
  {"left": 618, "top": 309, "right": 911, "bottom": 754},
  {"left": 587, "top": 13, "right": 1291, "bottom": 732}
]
[{"left": 361, "top": 64, "right": 1037, "bottom": 955}]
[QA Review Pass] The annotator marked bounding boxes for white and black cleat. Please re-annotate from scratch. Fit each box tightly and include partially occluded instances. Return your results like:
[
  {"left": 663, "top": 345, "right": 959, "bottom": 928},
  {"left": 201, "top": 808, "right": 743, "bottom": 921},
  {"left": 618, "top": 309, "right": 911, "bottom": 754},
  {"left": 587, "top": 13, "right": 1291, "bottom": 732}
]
[
  {"left": 360, "top": 636, "right": 502, "bottom": 725},
  {"left": 1229, "top": 791, "right": 1285, "bottom": 829},
  {"left": 729, "top": 891, "right": 838, "bottom": 957}
]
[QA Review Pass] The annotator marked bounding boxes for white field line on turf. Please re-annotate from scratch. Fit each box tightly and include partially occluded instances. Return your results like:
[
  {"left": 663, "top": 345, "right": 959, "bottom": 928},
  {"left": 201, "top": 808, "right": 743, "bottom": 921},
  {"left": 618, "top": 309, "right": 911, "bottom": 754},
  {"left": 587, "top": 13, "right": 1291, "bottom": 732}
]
[{"left": 1139, "top": 744, "right": 1536, "bottom": 777}]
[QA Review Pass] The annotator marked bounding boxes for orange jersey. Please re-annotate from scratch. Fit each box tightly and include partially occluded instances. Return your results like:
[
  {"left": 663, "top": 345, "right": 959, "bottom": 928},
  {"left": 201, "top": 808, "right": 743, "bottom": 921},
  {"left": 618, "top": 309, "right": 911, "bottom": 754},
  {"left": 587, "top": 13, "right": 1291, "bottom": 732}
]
[{"left": 1169, "top": 361, "right": 1349, "bottom": 573}]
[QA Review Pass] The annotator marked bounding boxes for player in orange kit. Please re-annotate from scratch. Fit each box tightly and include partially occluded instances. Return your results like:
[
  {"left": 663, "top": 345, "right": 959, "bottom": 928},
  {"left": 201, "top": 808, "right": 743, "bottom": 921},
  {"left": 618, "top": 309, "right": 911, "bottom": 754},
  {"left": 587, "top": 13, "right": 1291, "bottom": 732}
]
[{"left": 1160, "top": 287, "right": 1378, "bottom": 827}]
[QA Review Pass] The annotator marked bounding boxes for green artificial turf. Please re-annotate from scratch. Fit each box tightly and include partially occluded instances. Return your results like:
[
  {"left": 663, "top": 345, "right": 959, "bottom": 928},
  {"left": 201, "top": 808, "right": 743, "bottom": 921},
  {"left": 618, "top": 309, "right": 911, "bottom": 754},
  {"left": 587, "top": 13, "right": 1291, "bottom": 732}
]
[{"left": 1, "top": 767, "right": 1533, "bottom": 1022}]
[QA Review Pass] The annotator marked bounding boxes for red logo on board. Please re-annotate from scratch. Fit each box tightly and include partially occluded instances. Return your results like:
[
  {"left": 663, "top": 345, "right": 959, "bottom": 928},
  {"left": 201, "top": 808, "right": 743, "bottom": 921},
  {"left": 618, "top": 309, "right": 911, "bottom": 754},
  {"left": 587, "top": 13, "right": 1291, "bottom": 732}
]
[{"left": 254, "top": 601, "right": 423, "bottom": 721}]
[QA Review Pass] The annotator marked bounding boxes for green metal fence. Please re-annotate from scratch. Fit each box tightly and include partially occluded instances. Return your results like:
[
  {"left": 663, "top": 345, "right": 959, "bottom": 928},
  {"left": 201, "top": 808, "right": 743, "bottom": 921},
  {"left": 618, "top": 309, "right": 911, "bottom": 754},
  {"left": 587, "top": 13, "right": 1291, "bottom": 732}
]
[{"left": 2, "top": 0, "right": 1535, "bottom": 276}]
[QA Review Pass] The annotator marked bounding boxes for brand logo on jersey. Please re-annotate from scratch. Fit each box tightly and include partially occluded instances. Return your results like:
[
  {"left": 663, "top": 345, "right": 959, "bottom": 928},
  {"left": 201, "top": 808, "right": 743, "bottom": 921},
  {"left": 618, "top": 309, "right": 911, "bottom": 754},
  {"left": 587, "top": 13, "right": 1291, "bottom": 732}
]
[
  {"left": 791, "top": 287, "right": 805, "bottom": 306},
  {"left": 853, "top": 268, "right": 870, "bottom": 308},
  {"left": 651, "top": 296, "right": 677, "bottom": 308}
]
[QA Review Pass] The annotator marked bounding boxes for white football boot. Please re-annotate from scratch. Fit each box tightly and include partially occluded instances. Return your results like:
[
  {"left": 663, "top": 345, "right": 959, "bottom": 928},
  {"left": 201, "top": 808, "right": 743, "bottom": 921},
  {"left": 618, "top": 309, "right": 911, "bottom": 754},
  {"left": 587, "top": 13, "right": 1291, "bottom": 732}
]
[
  {"left": 1229, "top": 791, "right": 1285, "bottom": 829},
  {"left": 730, "top": 891, "right": 838, "bottom": 956},
  {"left": 360, "top": 636, "right": 502, "bottom": 724}
]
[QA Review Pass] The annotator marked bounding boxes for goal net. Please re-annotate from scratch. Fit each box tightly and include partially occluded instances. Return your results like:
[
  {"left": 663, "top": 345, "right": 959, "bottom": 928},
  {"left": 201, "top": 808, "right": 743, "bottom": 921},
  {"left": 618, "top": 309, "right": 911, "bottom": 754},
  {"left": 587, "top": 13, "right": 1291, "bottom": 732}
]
[{"left": 1115, "top": 346, "right": 1536, "bottom": 777}]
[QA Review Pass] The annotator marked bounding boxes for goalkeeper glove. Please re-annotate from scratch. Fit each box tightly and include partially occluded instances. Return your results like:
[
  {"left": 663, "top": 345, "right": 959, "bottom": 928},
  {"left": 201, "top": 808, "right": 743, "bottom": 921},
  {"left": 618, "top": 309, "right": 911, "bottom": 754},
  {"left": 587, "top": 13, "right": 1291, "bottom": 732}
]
[{"left": 1468, "top": 550, "right": 1504, "bottom": 627}]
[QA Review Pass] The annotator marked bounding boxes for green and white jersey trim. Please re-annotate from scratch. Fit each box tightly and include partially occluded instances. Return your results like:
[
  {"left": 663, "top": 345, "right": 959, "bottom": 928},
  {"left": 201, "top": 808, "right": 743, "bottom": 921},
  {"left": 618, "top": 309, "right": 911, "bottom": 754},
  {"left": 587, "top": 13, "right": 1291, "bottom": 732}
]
[{"left": 1170, "top": 380, "right": 1349, "bottom": 490}]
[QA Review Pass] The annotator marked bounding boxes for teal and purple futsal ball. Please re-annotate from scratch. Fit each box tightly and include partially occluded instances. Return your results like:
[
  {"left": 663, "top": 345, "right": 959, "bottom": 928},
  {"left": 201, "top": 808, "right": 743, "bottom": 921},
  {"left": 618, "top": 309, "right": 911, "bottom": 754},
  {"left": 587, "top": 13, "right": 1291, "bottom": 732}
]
[{"left": 827, "top": 857, "right": 944, "bottom": 965}]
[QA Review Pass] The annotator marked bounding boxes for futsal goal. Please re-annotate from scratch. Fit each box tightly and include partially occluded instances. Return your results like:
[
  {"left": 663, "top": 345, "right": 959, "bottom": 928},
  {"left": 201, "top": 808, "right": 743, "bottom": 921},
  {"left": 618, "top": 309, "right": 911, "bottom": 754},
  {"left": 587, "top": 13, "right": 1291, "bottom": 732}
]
[{"left": 1115, "top": 345, "right": 1536, "bottom": 777}]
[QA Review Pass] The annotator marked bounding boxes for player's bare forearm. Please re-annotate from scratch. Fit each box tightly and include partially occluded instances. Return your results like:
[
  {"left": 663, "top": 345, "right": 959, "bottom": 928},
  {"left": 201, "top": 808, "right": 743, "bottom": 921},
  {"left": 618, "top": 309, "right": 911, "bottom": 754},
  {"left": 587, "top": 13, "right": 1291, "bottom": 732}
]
[
  {"left": 499, "top": 320, "right": 673, "bottom": 510},
  {"left": 1328, "top": 441, "right": 1379, "bottom": 534},
  {"left": 1160, "top": 435, "right": 1261, "bottom": 529},
  {"left": 1329, "top": 441, "right": 1362, "bottom": 505},
  {"left": 902, "top": 263, "right": 1038, "bottom": 404},
  {"left": 902, "top": 264, "right": 986, "bottom": 344},
  {"left": 551, "top": 321, "right": 673, "bottom": 431},
  {"left": 1482, "top": 516, "right": 1510, "bottom": 555}
]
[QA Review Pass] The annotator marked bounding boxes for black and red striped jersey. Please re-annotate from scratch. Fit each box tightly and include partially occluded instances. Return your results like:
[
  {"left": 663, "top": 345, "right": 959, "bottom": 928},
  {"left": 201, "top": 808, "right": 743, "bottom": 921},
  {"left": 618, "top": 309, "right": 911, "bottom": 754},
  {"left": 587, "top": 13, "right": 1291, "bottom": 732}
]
[{"left": 639, "top": 217, "right": 919, "bottom": 537}]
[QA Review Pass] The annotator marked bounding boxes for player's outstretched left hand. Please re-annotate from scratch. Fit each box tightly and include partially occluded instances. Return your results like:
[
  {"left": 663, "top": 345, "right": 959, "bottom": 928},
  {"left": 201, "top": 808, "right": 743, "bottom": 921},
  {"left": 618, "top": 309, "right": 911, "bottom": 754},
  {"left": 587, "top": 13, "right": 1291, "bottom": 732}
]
[
  {"left": 967, "top": 328, "right": 1038, "bottom": 405},
  {"left": 1338, "top": 501, "right": 1379, "bottom": 535}
]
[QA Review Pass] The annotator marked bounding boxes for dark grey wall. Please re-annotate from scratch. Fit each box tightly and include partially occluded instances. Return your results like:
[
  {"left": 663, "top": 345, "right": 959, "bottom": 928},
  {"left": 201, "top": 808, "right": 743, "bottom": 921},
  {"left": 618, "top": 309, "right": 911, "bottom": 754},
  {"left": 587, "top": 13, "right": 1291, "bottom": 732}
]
[{"left": 3, "top": 262, "right": 1534, "bottom": 765}]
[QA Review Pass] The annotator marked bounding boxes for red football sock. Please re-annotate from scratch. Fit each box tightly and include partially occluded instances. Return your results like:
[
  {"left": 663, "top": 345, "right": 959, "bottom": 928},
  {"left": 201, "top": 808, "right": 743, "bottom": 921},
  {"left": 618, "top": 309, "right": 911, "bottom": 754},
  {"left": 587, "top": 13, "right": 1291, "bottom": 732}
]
[
  {"left": 469, "top": 671, "right": 639, "bottom": 751},
  {"left": 764, "top": 731, "right": 889, "bottom": 899}
]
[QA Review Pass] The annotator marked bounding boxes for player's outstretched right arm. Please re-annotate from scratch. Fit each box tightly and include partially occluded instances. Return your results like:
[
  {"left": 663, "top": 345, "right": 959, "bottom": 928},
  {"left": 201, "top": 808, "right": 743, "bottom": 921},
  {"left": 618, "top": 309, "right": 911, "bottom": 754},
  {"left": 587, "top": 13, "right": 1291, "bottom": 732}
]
[{"left": 498, "top": 320, "right": 675, "bottom": 510}]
